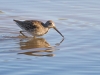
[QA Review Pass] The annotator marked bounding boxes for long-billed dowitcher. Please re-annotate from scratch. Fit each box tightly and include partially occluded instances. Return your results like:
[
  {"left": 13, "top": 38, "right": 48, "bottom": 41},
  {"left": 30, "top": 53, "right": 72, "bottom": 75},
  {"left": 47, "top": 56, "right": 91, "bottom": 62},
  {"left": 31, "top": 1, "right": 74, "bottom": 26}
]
[{"left": 13, "top": 20, "right": 64, "bottom": 38}]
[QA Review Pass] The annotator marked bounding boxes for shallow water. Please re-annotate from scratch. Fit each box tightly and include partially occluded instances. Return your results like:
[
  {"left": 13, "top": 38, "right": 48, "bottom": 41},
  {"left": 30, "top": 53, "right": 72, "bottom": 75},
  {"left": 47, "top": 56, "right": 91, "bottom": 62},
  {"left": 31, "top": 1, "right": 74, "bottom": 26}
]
[{"left": 0, "top": 0, "right": 100, "bottom": 75}]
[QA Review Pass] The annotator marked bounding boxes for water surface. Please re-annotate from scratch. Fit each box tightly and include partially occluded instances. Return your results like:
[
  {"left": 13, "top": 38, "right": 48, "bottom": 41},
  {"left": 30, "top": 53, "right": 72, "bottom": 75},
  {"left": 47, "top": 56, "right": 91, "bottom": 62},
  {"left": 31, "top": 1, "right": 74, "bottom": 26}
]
[{"left": 0, "top": 0, "right": 100, "bottom": 75}]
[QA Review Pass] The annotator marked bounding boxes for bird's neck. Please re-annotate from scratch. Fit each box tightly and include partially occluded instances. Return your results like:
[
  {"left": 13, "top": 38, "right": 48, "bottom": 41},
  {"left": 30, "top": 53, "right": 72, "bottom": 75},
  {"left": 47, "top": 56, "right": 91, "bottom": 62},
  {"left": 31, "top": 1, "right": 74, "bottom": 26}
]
[
  {"left": 43, "top": 23, "right": 49, "bottom": 27},
  {"left": 42, "top": 23, "right": 50, "bottom": 33},
  {"left": 42, "top": 23, "right": 50, "bottom": 30},
  {"left": 43, "top": 27, "right": 49, "bottom": 34}
]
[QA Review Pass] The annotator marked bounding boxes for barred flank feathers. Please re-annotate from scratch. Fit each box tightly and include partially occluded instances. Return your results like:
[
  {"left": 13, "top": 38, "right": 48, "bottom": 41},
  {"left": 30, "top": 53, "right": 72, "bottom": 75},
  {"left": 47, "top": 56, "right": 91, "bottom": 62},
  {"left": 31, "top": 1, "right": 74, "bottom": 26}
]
[{"left": 13, "top": 20, "right": 36, "bottom": 31}]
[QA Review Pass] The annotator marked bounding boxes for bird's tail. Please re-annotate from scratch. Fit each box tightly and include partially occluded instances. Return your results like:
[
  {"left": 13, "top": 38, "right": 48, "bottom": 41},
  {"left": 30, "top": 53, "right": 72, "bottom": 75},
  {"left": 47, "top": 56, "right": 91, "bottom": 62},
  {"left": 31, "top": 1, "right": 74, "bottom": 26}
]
[
  {"left": 13, "top": 19, "right": 24, "bottom": 25},
  {"left": 13, "top": 19, "right": 21, "bottom": 23},
  {"left": 13, "top": 19, "right": 25, "bottom": 29}
]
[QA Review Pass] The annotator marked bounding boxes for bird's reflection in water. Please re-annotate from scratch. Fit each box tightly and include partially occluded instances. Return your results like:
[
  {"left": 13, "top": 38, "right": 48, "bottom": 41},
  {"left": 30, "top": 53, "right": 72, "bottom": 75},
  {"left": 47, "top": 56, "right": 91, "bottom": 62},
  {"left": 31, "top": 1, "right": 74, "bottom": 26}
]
[
  {"left": 18, "top": 37, "right": 64, "bottom": 57},
  {"left": 20, "top": 37, "right": 51, "bottom": 49},
  {"left": 19, "top": 49, "right": 54, "bottom": 57}
]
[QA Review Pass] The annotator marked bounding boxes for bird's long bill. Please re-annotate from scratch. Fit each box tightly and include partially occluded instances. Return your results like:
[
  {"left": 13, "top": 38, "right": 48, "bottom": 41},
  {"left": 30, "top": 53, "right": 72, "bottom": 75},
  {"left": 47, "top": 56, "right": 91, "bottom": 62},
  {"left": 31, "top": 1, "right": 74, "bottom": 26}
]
[{"left": 54, "top": 27, "right": 64, "bottom": 37}]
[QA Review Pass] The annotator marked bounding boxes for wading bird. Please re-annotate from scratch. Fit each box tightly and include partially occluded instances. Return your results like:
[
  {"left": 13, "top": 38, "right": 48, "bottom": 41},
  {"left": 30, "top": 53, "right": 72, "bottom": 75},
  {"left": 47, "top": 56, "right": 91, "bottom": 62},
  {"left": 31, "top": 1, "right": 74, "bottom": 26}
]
[{"left": 13, "top": 20, "right": 64, "bottom": 38}]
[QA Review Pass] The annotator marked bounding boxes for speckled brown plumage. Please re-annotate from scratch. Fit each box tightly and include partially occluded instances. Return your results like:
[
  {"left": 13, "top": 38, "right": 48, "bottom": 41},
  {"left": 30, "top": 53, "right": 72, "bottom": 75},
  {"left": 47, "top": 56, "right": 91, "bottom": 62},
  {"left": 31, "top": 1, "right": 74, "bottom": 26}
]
[{"left": 13, "top": 19, "right": 64, "bottom": 38}]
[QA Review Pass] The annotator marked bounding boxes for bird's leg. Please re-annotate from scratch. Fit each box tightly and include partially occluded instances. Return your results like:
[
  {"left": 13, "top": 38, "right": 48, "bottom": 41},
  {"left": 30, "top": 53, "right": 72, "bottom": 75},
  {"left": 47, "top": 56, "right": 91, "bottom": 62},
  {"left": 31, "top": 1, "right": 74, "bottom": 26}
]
[{"left": 20, "top": 31, "right": 28, "bottom": 38}]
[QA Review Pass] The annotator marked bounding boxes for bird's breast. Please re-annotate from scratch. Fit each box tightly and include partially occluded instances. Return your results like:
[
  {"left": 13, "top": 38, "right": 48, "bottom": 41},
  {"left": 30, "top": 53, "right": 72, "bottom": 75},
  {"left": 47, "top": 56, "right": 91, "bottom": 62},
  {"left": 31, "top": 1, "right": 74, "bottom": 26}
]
[{"left": 30, "top": 28, "right": 49, "bottom": 36}]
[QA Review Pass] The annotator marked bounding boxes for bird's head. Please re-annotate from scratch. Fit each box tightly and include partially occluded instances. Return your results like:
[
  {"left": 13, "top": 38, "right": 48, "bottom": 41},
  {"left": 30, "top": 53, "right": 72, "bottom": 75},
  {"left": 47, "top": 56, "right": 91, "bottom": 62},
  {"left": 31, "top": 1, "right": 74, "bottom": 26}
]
[
  {"left": 45, "top": 20, "right": 55, "bottom": 28},
  {"left": 45, "top": 20, "right": 64, "bottom": 38}
]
